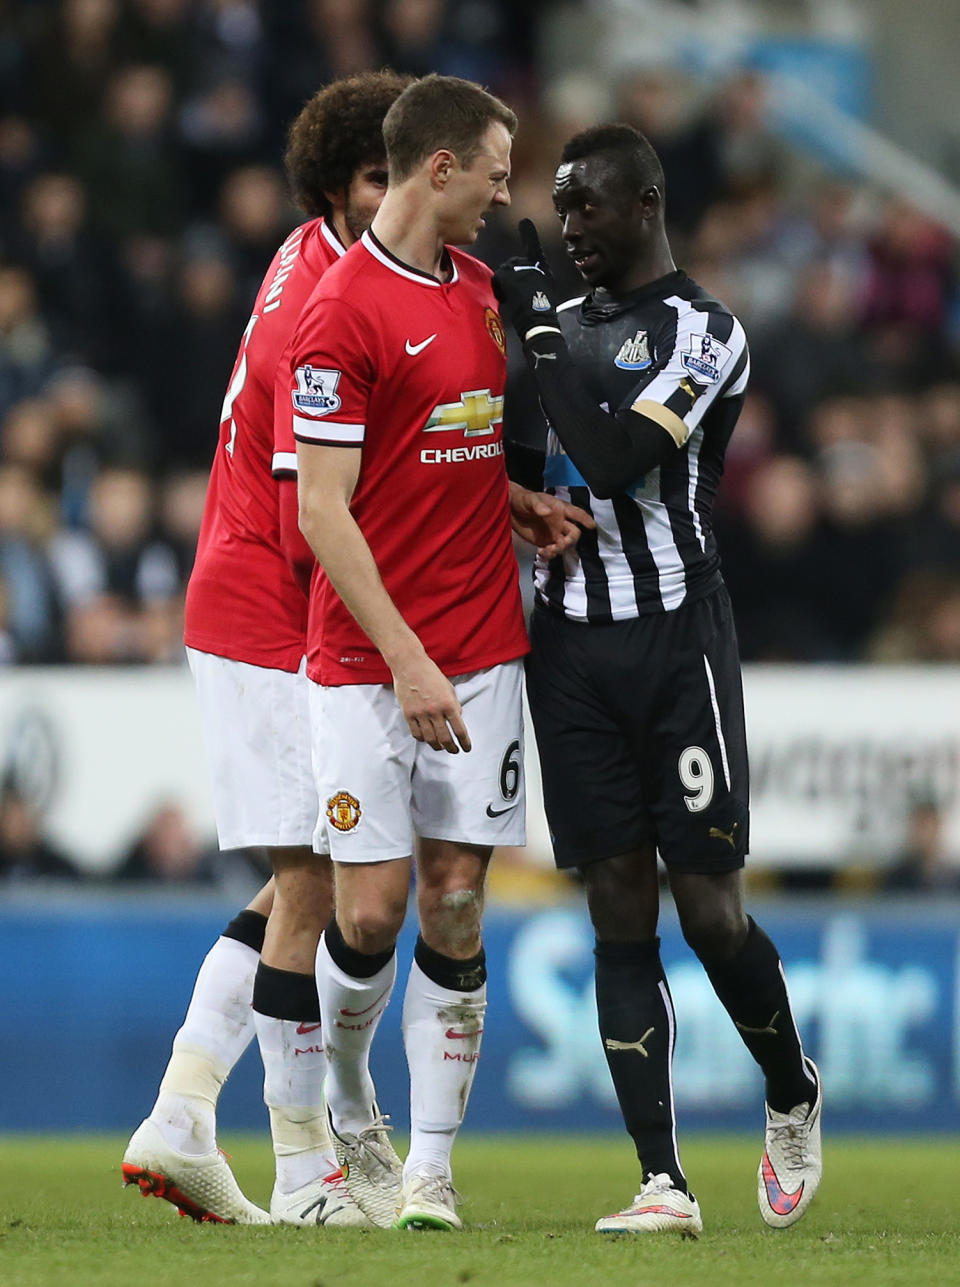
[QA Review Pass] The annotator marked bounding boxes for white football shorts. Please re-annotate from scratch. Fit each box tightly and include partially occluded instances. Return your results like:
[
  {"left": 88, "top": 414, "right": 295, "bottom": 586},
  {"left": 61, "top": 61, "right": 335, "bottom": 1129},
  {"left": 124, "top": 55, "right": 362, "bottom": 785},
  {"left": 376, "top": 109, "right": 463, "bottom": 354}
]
[
  {"left": 310, "top": 659, "right": 526, "bottom": 862},
  {"left": 186, "top": 647, "right": 321, "bottom": 851}
]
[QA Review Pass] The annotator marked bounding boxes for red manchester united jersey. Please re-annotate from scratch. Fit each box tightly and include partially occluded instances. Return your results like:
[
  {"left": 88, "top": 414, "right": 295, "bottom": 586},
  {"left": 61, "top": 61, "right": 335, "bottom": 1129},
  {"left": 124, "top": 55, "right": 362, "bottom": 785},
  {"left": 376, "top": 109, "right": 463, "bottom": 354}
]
[
  {"left": 288, "top": 229, "right": 528, "bottom": 686},
  {"left": 184, "top": 218, "right": 346, "bottom": 670}
]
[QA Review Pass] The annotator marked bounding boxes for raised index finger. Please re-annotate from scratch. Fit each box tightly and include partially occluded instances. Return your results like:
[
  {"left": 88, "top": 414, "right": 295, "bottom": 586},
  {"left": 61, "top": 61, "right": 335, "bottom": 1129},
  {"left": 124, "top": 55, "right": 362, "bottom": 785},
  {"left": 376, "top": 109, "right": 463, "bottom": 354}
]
[{"left": 518, "top": 217, "right": 545, "bottom": 269}]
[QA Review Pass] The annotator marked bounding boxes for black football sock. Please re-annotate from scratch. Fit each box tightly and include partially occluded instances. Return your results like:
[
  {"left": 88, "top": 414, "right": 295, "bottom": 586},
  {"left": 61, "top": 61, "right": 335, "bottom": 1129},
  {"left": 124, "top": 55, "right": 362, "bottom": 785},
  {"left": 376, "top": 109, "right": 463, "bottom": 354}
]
[
  {"left": 700, "top": 916, "right": 816, "bottom": 1114},
  {"left": 594, "top": 937, "right": 687, "bottom": 1191},
  {"left": 221, "top": 908, "right": 268, "bottom": 954},
  {"left": 252, "top": 961, "right": 321, "bottom": 1022}
]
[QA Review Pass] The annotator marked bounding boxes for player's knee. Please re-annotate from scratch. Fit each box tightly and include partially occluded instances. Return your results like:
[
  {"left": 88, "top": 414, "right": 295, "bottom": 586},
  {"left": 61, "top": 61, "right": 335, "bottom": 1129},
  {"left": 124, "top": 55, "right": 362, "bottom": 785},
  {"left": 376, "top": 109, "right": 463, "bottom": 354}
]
[
  {"left": 337, "top": 899, "right": 405, "bottom": 955},
  {"left": 581, "top": 857, "right": 658, "bottom": 939},
  {"left": 679, "top": 902, "right": 747, "bottom": 964},
  {"left": 419, "top": 885, "right": 484, "bottom": 956}
]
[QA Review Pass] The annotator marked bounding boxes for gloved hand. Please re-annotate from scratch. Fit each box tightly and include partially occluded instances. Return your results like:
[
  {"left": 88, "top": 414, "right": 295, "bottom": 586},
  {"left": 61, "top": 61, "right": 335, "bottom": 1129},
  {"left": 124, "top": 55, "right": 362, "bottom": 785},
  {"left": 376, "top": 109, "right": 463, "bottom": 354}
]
[{"left": 492, "top": 219, "right": 562, "bottom": 344}]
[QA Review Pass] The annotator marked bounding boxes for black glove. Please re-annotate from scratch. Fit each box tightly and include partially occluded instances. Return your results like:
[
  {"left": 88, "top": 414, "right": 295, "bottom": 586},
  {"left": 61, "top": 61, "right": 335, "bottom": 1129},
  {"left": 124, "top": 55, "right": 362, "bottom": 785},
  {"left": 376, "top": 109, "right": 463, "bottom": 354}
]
[{"left": 492, "top": 219, "right": 562, "bottom": 344}]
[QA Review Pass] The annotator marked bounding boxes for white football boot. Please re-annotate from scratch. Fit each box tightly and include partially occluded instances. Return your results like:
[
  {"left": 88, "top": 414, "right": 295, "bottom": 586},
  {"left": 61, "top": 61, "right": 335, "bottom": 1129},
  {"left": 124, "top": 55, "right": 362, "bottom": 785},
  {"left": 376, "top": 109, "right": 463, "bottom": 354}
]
[
  {"left": 270, "top": 1165, "right": 372, "bottom": 1227},
  {"left": 595, "top": 1172, "right": 703, "bottom": 1236},
  {"left": 327, "top": 1105, "right": 403, "bottom": 1229},
  {"left": 758, "top": 1058, "right": 823, "bottom": 1228},
  {"left": 122, "top": 1118, "right": 270, "bottom": 1224},
  {"left": 395, "top": 1168, "right": 462, "bottom": 1231}
]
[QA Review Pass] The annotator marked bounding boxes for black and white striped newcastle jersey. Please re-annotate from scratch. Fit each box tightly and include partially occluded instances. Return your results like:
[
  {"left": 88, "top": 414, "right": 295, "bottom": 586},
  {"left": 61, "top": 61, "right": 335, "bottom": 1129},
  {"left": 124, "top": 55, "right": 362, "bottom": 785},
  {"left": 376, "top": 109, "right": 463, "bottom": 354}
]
[{"left": 536, "top": 270, "right": 749, "bottom": 620}]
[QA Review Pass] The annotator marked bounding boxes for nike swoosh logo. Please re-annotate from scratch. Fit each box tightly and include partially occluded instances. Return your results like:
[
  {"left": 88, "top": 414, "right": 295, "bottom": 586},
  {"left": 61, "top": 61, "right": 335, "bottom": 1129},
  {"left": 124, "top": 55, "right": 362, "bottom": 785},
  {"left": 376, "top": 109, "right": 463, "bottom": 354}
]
[
  {"left": 761, "top": 1151, "right": 804, "bottom": 1215},
  {"left": 295, "top": 1021, "right": 322, "bottom": 1034},
  {"left": 339, "top": 986, "right": 390, "bottom": 1018},
  {"left": 446, "top": 1027, "right": 483, "bottom": 1039},
  {"left": 485, "top": 802, "right": 517, "bottom": 818},
  {"left": 405, "top": 334, "right": 437, "bottom": 356}
]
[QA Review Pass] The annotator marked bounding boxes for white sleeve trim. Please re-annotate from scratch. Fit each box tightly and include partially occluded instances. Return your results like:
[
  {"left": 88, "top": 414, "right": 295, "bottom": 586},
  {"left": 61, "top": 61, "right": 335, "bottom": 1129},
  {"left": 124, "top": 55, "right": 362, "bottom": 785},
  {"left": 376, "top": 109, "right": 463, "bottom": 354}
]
[
  {"left": 293, "top": 415, "right": 365, "bottom": 444},
  {"left": 271, "top": 451, "right": 298, "bottom": 474}
]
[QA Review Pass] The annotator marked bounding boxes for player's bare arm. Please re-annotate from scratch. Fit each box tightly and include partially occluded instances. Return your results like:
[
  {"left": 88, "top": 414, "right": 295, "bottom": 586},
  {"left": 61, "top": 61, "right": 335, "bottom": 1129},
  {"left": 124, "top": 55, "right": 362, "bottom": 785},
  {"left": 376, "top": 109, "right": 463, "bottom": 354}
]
[
  {"left": 508, "top": 482, "right": 594, "bottom": 559},
  {"left": 296, "top": 438, "right": 471, "bottom": 755}
]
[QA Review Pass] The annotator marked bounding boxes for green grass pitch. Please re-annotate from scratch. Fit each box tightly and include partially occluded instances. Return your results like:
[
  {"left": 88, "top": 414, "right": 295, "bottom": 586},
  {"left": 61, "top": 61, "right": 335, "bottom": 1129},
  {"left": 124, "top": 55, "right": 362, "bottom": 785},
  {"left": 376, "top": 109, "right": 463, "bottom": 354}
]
[{"left": 1, "top": 1134, "right": 956, "bottom": 1286}]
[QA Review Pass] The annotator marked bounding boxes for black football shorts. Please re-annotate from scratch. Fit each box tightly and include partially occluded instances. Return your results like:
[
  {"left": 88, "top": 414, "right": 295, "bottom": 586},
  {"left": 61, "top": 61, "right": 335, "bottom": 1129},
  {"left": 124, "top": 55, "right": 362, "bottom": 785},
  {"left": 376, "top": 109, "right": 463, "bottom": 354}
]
[{"left": 525, "top": 586, "right": 749, "bottom": 873}]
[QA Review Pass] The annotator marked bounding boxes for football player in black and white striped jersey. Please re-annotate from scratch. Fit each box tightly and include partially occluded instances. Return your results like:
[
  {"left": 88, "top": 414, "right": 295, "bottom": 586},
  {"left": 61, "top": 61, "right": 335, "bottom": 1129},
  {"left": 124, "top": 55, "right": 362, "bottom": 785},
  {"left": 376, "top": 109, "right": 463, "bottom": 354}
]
[{"left": 494, "top": 124, "right": 822, "bottom": 1237}]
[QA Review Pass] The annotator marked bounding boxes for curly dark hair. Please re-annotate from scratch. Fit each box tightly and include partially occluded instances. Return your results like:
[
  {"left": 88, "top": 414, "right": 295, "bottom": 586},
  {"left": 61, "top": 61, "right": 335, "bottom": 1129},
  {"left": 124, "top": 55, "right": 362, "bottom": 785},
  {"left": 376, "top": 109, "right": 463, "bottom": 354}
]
[{"left": 285, "top": 70, "right": 414, "bottom": 219}]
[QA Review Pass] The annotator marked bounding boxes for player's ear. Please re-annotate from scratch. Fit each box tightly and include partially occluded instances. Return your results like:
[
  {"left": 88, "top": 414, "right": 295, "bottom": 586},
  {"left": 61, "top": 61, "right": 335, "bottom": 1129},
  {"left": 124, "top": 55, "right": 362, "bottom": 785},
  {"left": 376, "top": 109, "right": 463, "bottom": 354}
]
[
  {"left": 638, "top": 185, "right": 661, "bottom": 218},
  {"left": 431, "top": 150, "right": 455, "bottom": 188}
]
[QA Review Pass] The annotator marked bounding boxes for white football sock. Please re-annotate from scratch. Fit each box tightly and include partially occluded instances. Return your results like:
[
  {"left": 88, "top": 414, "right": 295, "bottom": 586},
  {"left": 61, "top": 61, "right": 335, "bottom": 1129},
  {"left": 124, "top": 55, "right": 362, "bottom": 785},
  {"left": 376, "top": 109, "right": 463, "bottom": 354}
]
[
  {"left": 253, "top": 1011, "right": 338, "bottom": 1192},
  {"left": 402, "top": 959, "right": 486, "bottom": 1180},
  {"left": 150, "top": 934, "right": 259, "bottom": 1155},
  {"left": 315, "top": 932, "right": 396, "bottom": 1137}
]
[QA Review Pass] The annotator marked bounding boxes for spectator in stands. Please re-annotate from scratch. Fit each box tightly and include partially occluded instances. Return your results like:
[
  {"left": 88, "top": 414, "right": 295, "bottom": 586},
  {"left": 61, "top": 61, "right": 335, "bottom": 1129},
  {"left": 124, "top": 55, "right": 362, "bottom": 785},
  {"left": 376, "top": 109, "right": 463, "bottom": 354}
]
[
  {"left": 74, "top": 64, "right": 185, "bottom": 241},
  {"left": 112, "top": 800, "right": 221, "bottom": 884},
  {"left": 123, "top": 0, "right": 197, "bottom": 95},
  {"left": 25, "top": 0, "right": 128, "bottom": 143},
  {"left": 884, "top": 792, "right": 960, "bottom": 892},
  {"left": 14, "top": 172, "right": 121, "bottom": 371},
  {"left": 0, "top": 778, "right": 79, "bottom": 882},
  {"left": 48, "top": 466, "right": 180, "bottom": 662},
  {"left": 179, "top": 77, "right": 266, "bottom": 217},
  {"left": 112, "top": 800, "right": 269, "bottom": 894},
  {"left": 0, "top": 117, "right": 44, "bottom": 246},
  {"left": 217, "top": 164, "right": 294, "bottom": 306},
  {"left": 0, "top": 462, "right": 61, "bottom": 661},
  {"left": 0, "top": 267, "right": 55, "bottom": 420},
  {"left": 155, "top": 469, "right": 207, "bottom": 583},
  {"left": 144, "top": 249, "right": 245, "bottom": 466},
  {"left": 1, "top": 397, "right": 61, "bottom": 492},
  {"left": 751, "top": 262, "right": 872, "bottom": 451},
  {"left": 720, "top": 455, "right": 837, "bottom": 661},
  {"left": 812, "top": 440, "right": 906, "bottom": 656}
]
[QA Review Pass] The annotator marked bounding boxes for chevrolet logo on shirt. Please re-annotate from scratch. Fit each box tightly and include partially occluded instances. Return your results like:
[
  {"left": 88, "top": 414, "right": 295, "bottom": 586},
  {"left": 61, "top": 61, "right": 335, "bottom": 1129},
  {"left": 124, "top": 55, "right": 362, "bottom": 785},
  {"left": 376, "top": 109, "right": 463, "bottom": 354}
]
[{"left": 423, "top": 389, "right": 503, "bottom": 438}]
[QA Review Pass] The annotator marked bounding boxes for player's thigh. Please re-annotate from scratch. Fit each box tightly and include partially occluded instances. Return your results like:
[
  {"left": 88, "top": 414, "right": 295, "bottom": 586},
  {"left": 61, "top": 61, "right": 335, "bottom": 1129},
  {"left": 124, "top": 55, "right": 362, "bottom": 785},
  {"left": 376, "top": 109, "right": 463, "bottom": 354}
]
[
  {"left": 645, "top": 589, "right": 750, "bottom": 873},
  {"left": 526, "top": 609, "right": 654, "bottom": 868},
  {"left": 309, "top": 678, "right": 417, "bottom": 863},
  {"left": 412, "top": 660, "right": 526, "bottom": 849},
  {"left": 186, "top": 648, "right": 317, "bottom": 850}
]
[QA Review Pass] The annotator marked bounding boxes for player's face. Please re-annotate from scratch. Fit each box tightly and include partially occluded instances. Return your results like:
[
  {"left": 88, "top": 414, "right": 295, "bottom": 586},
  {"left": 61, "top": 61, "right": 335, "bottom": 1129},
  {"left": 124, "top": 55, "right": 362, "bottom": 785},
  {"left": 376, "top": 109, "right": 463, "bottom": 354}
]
[
  {"left": 552, "top": 157, "right": 644, "bottom": 290},
  {"left": 444, "top": 121, "right": 512, "bottom": 244},
  {"left": 338, "top": 161, "right": 390, "bottom": 245}
]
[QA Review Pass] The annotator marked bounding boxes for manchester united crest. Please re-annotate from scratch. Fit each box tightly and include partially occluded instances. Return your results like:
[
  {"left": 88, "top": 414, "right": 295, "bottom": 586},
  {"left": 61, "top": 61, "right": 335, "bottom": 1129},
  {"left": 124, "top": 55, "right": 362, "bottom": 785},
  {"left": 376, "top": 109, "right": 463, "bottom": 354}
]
[
  {"left": 484, "top": 307, "right": 506, "bottom": 355},
  {"left": 326, "top": 790, "right": 362, "bottom": 832}
]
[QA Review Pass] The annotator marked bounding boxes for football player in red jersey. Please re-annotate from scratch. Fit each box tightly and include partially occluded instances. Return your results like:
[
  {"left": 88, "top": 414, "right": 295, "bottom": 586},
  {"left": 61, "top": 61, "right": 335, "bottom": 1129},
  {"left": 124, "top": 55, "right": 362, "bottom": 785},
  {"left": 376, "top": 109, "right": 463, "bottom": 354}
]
[
  {"left": 122, "top": 71, "right": 413, "bottom": 1229},
  {"left": 123, "top": 71, "right": 586, "bottom": 1231},
  {"left": 288, "top": 74, "right": 592, "bottom": 1232}
]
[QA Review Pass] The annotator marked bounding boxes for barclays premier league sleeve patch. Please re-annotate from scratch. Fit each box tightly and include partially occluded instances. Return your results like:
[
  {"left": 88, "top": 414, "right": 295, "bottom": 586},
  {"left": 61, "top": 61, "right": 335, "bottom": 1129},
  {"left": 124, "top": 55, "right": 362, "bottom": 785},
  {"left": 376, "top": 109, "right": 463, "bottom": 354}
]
[
  {"left": 680, "top": 333, "right": 732, "bottom": 385},
  {"left": 292, "top": 365, "right": 342, "bottom": 416}
]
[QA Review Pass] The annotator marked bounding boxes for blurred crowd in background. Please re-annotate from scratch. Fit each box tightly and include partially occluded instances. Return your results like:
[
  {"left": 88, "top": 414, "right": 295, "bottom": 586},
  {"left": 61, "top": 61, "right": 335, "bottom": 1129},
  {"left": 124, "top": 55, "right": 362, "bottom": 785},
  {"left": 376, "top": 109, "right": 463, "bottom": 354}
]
[{"left": 1, "top": 0, "right": 959, "bottom": 669}]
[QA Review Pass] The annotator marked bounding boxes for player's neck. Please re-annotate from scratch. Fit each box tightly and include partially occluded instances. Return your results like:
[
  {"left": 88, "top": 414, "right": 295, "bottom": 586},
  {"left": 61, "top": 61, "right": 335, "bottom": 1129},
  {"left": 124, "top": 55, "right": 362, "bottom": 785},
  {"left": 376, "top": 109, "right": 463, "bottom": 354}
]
[
  {"left": 371, "top": 190, "right": 449, "bottom": 281},
  {"left": 613, "top": 238, "right": 676, "bottom": 296},
  {"left": 329, "top": 213, "right": 355, "bottom": 249}
]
